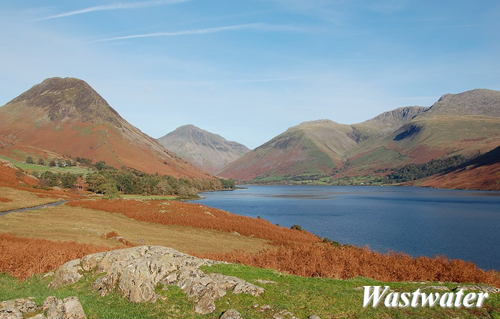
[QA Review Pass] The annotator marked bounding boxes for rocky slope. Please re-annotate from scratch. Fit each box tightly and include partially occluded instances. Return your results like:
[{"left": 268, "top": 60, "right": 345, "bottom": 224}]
[
  {"left": 0, "top": 78, "right": 210, "bottom": 178},
  {"left": 220, "top": 89, "right": 500, "bottom": 187},
  {"left": 158, "top": 125, "right": 249, "bottom": 174}
]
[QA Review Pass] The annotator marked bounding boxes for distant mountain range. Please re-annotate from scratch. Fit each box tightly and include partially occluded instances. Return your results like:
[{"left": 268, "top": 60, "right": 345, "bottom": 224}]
[
  {"left": 0, "top": 77, "right": 210, "bottom": 179},
  {"left": 1, "top": 78, "right": 498, "bottom": 190},
  {"left": 219, "top": 89, "right": 500, "bottom": 190},
  {"left": 158, "top": 125, "right": 249, "bottom": 174}
]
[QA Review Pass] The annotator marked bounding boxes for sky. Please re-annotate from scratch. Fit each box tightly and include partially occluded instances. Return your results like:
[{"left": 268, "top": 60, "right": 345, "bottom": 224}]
[{"left": 1, "top": 0, "right": 499, "bottom": 149}]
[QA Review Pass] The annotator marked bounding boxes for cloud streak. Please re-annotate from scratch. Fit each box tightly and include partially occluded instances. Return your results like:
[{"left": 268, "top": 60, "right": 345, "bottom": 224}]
[
  {"left": 90, "top": 23, "right": 265, "bottom": 43},
  {"left": 39, "top": 0, "right": 188, "bottom": 21}
]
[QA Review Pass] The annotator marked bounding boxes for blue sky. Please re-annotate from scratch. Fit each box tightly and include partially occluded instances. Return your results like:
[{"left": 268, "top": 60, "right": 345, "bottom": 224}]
[{"left": 1, "top": 0, "right": 499, "bottom": 149}]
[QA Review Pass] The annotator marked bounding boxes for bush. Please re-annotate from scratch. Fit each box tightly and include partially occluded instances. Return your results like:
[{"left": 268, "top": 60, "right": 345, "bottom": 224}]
[{"left": 26, "top": 156, "right": 34, "bottom": 164}]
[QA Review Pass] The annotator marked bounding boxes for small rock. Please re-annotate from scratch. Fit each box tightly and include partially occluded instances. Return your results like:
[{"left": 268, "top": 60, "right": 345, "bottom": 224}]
[
  {"left": 260, "top": 305, "right": 272, "bottom": 311},
  {"left": 0, "top": 307, "right": 23, "bottom": 319},
  {"left": 273, "top": 310, "right": 296, "bottom": 319},
  {"left": 252, "top": 304, "right": 259, "bottom": 309},
  {"left": 308, "top": 315, "right": 321, "bottom": 319},
  {"left": 62, "top": 297, "right": 86, "bottom": 319},
  {"left": 43, "top": 272, "right": 55, "bottom": 278},
  {"left": 219, "top": 309, "right": 243, "bottom": 319},
  {"left": 0, "top": 298, "right": 37, "bottom": 314},
  {"left": 456, "top": 285, "right": 500, "bottom": 293}
]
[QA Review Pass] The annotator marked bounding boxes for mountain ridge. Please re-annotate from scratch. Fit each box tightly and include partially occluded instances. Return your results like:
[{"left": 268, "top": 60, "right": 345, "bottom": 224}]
[{"left": 219, "top": 89, "right": 500, "bottom": 188}]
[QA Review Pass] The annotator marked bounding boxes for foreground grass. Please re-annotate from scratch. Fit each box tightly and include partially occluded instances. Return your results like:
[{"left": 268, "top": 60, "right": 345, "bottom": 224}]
[{"left": 1, "top": 264, "right": 498, "bottom": 319}]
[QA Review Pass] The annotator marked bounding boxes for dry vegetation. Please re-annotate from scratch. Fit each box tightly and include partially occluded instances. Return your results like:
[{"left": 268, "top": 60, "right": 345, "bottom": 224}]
[
  {"left": 0, "top": 205, "right": 268, "bottom": 254},
  {"left": 68, "top": 199, "right": 319, "bottom": 245},
  {"left": 69, "top": 199, "right": 500, "bottom": 288},
  {"left": 199, "top": 243, "right": 500, "bottom": 288},
  {"left": 0, "top": 233, "right": 112, "bottom": 279}
]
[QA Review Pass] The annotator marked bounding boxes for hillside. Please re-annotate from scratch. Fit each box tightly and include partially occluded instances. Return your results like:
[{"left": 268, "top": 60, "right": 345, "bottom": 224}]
[
  {"left": 417, "top": 145, "right": 500, "bottom": 190},
  {"left": 0, "top": 78, "right": 210, "bottom": 178},
  {"left": 218, "top": 120, "right": 357, "bottom": 181},
  {"left": 158, "top": 125, "right": 249, "bottom": 174},
  {"left": 220, "top": 89, "right": 500, "bottom": 187}
]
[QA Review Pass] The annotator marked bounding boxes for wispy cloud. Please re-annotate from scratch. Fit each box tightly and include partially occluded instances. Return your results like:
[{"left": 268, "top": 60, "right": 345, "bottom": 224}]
[
  {"left": 90, "top": 23, "right": 265, "bottom": 43},
  {"left": 39, "top": 0, "right": 188, "bottom": 21}
]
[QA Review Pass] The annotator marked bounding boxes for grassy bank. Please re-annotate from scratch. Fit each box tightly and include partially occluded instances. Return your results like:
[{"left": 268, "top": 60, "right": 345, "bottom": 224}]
[{"left": 1, "top": 263, "right": 498, "bottom": 319}]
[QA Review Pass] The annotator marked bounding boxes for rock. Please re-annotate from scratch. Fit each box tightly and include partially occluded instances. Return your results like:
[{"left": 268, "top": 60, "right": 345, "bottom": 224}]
[
  {"left": 62, "top": 297, "right": 86, "bottom": 319},
  {"left": 0, "top": 298, "right": 37, "bottom": 314},
  {"left": 456, "top": 285, "right": 500, "bottom": 293},
  {"left": 422, "top": 286, "right": 450, "bottom": 291},
  {"left": 50, "top": 246, "right": 265, "bottom": 314},
  {"left": 49, "top": 259, "right": 83, "bottom": 289},
  {"left": 0, "top": 307, "right": 23, "bottom": 319},
  {"left": 220, "top": 309, "right": 243, "bottom": 319},
  {"left": 46, "top": 297, "right": 64, "bottom": 319},
  {"left": 0, "top": 297, "right": 84, "bottom": 319},
  {"left": 308, "top": 315, "right": 321, "bottom": 319},
  {"left": 259, "top": 305, "right": 272, "bottom": 311},
  {"left": 273, "top": 310, "right": 296, "bottom": 319}
]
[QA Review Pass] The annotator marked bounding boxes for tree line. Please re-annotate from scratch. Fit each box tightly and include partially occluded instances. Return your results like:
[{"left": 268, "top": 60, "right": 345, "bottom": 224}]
[{"left": 29, "top": 156, "right": 235, "bottom": 198}]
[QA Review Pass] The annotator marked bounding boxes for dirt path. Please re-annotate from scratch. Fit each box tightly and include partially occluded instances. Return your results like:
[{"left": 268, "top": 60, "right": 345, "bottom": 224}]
[{"left": 0, "top": 200, "right": 69, "bottom": 216}]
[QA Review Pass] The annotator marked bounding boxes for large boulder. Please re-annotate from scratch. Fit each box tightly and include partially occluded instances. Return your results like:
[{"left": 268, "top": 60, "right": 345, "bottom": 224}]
[{"left": 50, "top": 246, "right": 264, "bottom": 314}]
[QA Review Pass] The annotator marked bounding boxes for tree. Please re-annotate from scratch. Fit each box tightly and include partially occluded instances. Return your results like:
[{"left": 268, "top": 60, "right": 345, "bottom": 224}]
[
  {"left": 61, "top": 173, "right": 78, "bottom": 188},
  {"left": 37, "top": 158, "right": 45, "bottom": 165},
  {"left": 49, "top": 160, "right": 56, "bottom": 167},
  {"left": 26, "top": 156, "right": 34, "bottom": 164},
  {"left": 95, "top": 161, "right": 107, "bottom": 171}
]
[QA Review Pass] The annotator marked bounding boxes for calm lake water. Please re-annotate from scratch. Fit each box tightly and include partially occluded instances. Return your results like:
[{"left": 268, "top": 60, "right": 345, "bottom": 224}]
[{"left": 191, "top": 185, "right": 500, "bottom": 270}]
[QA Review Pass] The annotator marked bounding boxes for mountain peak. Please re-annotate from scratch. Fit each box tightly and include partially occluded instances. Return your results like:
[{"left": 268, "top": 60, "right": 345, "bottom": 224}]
[
  {"left": 158, "top": 125, "right": 249, "bottom": 174},
  {"left": 5, "top": 77, "right": 123, "bottom": 126},
  {"left": 429, "top": 88, "right": 500, "bottom": 117}
]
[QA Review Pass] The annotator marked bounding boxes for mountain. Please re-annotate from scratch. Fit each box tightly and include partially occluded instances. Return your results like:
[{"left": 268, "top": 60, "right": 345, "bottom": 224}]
[
  {"left": 0, "top": 77, "right": 210, "bottom": 178},
  {"left": 220, "top": 89, "right": 500, "bottom": 187},
  {"left": 218, "top": 119, "right": 357, "bottom": 181},
  {"left": 157, "top": 125, "right": 249, "bottom": 174}
]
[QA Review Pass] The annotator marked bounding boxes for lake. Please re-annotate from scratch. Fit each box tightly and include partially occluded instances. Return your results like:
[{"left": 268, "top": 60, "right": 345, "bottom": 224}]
[{"left": 191, "top": 185, "right": 500, "bottom": 270}]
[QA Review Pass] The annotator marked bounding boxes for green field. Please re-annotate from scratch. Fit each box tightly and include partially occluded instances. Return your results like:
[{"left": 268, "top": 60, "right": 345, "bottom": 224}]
[
  {"left": 1, "top": 263, "right": 498, "bottom": 318},
  {"left": 0, "top": 156, "right": 90, "bottom": 175}
]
